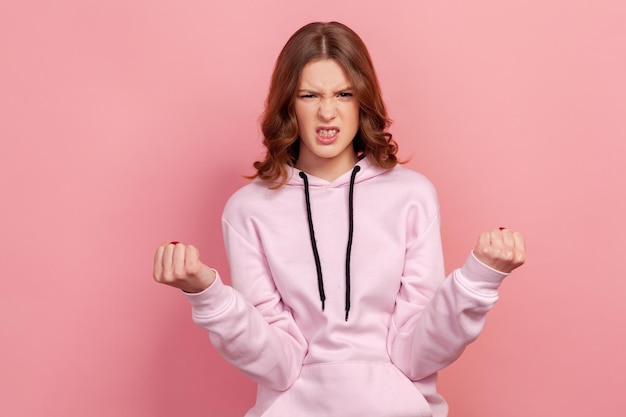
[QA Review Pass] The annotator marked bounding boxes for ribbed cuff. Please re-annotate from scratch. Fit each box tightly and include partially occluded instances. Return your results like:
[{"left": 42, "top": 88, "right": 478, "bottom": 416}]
[
  {"left": 460, "top": 252, "right": 509, "bottom": 292},
  {"left": 183, "top": 270, "right": 233, "bottom": 317}
]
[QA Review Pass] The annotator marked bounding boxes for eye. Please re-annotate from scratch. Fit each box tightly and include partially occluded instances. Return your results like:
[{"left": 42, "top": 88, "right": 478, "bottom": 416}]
[
  {"left": 338, "top": 92, "right": 353, "bottom": 98},
  {"left": 299, "top": 94, "right": 316, "bottom": 99}
]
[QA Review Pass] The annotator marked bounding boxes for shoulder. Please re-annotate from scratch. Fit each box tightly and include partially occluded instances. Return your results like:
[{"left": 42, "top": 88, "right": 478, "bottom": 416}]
[
  {"left": 390, "top": 164, "right": 436, "bottom": 187},
  {"left": 378, "top": 164, "right": 439, "bottom": 202},
  {"left": 384, "top": 166, "right": 441, "bottom": 235},
  {"left": 223, "top": 180, "right": 270, "bottom": 219},
  {"left": 222, "top": 178, "right": 298, "bottom": 228}
]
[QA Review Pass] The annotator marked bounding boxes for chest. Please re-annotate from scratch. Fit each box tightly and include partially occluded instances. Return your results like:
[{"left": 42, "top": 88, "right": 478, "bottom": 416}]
[{"left": 256, "top": 186, "right": 408, "bottom": 312}]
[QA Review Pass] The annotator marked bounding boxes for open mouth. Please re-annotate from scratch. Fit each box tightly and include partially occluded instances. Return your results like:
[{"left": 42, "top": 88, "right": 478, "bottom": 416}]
[{"left": 317, "top": 128, "right": 338, "bottom": 137}]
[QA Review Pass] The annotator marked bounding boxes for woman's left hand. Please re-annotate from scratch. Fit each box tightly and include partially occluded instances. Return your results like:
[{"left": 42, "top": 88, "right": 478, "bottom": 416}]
[{"left": 473, "top": 228, "right": 526, "bottom": 274}]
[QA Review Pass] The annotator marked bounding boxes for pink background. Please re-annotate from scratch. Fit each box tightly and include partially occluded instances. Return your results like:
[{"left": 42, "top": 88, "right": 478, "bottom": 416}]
[{"left": 1, "top": 1, "right": 625, "bottom": 416}]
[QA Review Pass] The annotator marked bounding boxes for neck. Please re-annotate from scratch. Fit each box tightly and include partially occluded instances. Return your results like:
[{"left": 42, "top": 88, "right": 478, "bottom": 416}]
[{"left": 296, "top": 152, "right": 359, "bottom": 182}]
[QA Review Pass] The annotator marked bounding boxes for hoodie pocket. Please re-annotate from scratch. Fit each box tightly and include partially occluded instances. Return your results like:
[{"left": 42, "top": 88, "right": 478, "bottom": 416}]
[{"left": 252, "top": 361, "right": 432, "bottom": 417}]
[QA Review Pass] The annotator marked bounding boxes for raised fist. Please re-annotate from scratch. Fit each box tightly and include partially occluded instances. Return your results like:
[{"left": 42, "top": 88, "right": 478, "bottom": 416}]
[
  {"left": 473, "top": 228, "right": 526, "bottom": 274},
  {"left": 153, "top": 242, "right": 216, "bottom": 293}
]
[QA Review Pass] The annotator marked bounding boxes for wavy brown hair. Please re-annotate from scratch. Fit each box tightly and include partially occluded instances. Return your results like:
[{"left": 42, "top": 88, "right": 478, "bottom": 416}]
[{"left": 252, "top": 21, "right": 399, "bottom": 187}]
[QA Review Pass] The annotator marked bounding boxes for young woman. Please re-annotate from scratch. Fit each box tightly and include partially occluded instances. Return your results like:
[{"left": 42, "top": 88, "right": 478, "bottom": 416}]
[{"left": 153, "top": 21, "right": 526, "bottom": 417}]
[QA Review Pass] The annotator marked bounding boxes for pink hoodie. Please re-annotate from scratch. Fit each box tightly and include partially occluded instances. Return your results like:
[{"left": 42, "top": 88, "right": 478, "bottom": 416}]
[{"left": 185, "top": 157, "right": 508, "bottom": 417}]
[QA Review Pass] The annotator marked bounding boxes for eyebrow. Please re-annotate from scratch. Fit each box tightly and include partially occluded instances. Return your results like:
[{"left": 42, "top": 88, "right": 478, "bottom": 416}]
[{"left": 297, "top": 86, "right": 354, "bottom": 95}]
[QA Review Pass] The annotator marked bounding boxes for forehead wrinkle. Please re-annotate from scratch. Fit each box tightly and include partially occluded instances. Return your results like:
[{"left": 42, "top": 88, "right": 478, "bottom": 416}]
[
  {"left": 298, "top": 78, "right": 353, "bottom": 94},
  {"left": 298, "top": 84, "right": 353, "bottom": 95}
]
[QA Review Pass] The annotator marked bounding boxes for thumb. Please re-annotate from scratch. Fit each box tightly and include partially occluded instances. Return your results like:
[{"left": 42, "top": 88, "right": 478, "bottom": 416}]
[{"left": 184, "top": 245, "right": 216, "bottom": 290}]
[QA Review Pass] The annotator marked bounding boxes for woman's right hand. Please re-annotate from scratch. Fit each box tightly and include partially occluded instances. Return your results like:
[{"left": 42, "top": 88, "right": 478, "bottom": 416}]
[{"left": 153, "top": 242, "right": 216, "bottom": 293}]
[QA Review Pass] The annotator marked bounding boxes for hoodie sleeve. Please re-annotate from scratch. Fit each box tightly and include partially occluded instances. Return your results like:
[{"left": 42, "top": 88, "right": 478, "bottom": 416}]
[
  {"left": 183, "top": 219, "right": 308, "bottom": 392},
  {"left": 387, "top": 206, "right": 508, "bottom": 381}
]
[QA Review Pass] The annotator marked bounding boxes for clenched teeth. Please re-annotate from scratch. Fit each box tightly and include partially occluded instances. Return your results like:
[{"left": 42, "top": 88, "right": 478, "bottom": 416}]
[{"left": 318, "top": 129, "right": 338, "bottom": 137}]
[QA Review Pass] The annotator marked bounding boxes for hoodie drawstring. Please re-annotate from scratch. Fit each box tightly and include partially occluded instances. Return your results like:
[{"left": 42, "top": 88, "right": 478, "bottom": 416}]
[
  {"left": 299, "top": 171, "right": 325, "bottom": 311},
  {"left": 299, "top": 165, "right": 361, "bottom": 321},
  {"left": 344, "top": 165, "right": 360, "bottom": 320}
]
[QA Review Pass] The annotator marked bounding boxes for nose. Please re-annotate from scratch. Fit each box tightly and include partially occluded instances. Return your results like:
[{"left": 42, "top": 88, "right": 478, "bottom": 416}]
[{"left": 318, "top": 98, "right": 336, "bottom": 121}]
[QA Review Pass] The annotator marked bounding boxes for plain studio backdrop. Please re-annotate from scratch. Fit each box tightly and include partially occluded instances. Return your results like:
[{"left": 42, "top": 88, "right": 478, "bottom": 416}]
[{"left": 1, "top": 1, "right": 624, "bottom": 416}]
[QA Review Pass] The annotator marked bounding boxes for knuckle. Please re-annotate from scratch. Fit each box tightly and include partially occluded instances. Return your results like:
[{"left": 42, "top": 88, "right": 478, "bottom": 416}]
[
  {"left": 187, "top": 258, "right": 200, "bottom": 273},
  {"left": 161, "top": 269, "right": 174, "bottom": 282},
  {"left": 173, "top": 269, "right": 186, "bottom": 280}
]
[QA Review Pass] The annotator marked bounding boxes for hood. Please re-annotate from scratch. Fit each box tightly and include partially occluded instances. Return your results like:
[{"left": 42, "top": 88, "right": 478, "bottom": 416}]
[{"left": 283, "top": 157, "right": 388, "bottom": 188}]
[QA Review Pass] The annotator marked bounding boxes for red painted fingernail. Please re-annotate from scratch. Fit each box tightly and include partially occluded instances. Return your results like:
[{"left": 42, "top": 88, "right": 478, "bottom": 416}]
[
  {"left": 499, "top": 227, "right": 506, "bottom": 231},
  {"left": 170, "top": 241, "right": 180, "bottom": 245}
]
